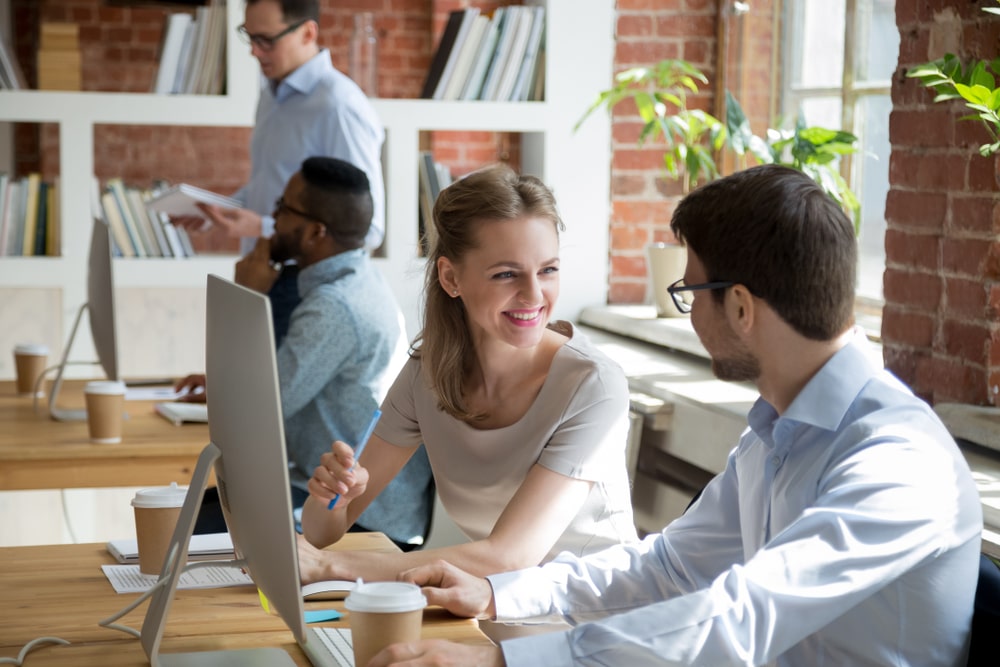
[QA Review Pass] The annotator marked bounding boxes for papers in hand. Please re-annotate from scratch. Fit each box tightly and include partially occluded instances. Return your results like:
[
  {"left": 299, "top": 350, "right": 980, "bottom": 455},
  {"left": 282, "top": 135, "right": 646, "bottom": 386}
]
[
  {"left": 147, "top": 183, "right": 240, "bottom": 218},
  {"left": 107, "top": 532, "right": 233, "bottom": 564},
  {"left": 155, "top": 401, "right": 209, "bottom": 426}
]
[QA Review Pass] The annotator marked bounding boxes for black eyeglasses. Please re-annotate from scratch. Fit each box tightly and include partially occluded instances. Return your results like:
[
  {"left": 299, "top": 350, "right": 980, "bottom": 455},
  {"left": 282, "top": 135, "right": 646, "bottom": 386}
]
[
  {"left": 236, "top": 19, "right": 307, "bottom": 51},
  {"left": 666, "top": 278, "right": 735, "bottom": 314},
  {"left": 273, "top": 197, "right": 325, "bottom": 225}
]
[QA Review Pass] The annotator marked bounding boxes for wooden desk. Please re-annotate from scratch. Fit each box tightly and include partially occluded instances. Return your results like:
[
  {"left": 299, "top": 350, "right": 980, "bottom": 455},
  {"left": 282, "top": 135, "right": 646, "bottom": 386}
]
[
  {"left": 0, "top": 380, "right": 209, "bottom": 490},
  {"left": 0, "top": 533, "right": 491, "bottom": 666}
]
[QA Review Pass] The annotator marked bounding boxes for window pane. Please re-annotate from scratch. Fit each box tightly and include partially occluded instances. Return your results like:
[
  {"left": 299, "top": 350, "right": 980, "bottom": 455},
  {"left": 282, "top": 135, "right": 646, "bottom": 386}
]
[
  {"left": 855, "top": 94, "right": 891, "bottom": 301},
  {"left": 788, "top": 0, "right": 845, "bottom": 89},
  {"left": 855, "top": 0, "right": 898, "bottom": 84},
  {"left": 797, "top": 97, "right": 843, "bottom": 130}
]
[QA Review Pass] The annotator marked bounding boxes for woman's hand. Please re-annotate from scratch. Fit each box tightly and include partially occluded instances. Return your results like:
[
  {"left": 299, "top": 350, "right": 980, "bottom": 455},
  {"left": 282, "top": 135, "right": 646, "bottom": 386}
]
[
  {"left": 296, "top": 534, "right": 354, "bottom": 583},
  {"left": 307, "top": 440, "right": 371, "bottom": 509}
]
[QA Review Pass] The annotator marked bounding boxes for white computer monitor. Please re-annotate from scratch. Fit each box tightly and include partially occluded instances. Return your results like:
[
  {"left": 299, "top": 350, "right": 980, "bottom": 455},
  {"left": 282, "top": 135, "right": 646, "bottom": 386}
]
[
  {"left": 139, "top": 274, "right": 324, "bottom": 666},
  {"left": 48, "top": 217, "right": 121, "bottom": 421}
]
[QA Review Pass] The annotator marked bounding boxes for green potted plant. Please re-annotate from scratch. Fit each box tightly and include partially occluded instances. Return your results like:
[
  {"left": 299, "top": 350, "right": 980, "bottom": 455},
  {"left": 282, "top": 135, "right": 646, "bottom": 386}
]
[
  {"left": 575, "top": 59, "right": 725, "bottom": 317},
  {"left": 724, "top": 92, "right": 862, "bottom": 230}
]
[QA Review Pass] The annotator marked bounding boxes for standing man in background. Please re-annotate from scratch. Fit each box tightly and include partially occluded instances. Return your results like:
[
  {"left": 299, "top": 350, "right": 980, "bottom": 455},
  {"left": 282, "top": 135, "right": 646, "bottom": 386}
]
[{"left": 177, "top": 0, "right": 385, "bottom": 344}]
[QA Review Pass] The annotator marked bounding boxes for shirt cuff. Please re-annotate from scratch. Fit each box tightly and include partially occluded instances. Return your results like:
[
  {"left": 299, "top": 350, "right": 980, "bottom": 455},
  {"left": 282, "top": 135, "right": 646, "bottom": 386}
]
[
  {"left": 261, "top": 214, "right": 275, "bottom": 238},
  {"left": 500, "top": 629, "right": 575, "bottom": 667},
  {"left": 488, "top": 567, "right": 559, "bottom": 621}
]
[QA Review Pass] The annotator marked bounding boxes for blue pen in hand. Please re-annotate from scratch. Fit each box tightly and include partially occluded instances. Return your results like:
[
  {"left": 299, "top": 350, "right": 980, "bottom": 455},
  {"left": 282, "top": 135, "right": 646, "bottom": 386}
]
[{"left": 327, "top": 408, "right": 381, "bottom": 510}]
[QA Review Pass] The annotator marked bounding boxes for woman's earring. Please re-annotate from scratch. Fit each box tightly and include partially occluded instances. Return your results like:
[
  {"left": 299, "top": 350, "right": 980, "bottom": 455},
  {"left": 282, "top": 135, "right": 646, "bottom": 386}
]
[{"left": 452, "top": 290, "right": 459, "bottom": 297}]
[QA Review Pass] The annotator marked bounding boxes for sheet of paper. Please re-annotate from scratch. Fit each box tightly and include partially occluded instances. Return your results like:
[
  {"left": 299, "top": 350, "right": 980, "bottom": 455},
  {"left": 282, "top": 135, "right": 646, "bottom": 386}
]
[
  {"left": 102, "top": 563, "right": 253, "bottom": 594},
  {"left": 125, "top": 386, "right": 183, "bottom": 401}
]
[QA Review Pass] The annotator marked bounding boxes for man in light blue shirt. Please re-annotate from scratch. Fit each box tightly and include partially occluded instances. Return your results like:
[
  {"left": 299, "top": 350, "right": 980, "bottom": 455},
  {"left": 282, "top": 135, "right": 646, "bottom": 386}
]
[
  {"left": 182, "top": 0, "right": 385, "bottom": 343},
  {"left": 372, "top": 165, "right": 984, "bottom": 666},
  {"left": 181, "top": 157, "right": 431, "bottom": 551}
]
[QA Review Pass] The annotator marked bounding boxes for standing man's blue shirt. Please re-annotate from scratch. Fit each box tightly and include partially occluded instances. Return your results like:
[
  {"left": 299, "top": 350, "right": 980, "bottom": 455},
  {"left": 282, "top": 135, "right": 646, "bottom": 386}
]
[{"left": 233, "top": 49, "right": 385, "bottom": 254}]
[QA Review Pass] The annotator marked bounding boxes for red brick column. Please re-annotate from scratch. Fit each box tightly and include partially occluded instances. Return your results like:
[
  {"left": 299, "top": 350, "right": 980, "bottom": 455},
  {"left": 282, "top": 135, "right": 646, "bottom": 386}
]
[{"left": 887, "top": 0, "right": 1000, "bottom": 406}]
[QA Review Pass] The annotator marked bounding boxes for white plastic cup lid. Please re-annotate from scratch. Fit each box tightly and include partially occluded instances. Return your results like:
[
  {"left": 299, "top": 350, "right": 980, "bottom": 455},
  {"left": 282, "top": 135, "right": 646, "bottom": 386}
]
[
  {"left": 84, "top": 380, "right": 127, "bottom": 395},
  {"left": 14, "top": 343, "right": 49, "bottom": 355},
  {"left": 131, "top": 481, "right": 188, "bottom": 508},
  {"left": 344, "top": 580, "right": 427, "bottom": 613}
]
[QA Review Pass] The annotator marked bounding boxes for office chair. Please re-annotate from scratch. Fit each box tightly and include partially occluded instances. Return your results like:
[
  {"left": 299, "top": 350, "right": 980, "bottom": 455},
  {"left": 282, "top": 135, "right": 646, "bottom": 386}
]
[{"left": 967, "top": 552, "right": 1000, "bottom": 666}]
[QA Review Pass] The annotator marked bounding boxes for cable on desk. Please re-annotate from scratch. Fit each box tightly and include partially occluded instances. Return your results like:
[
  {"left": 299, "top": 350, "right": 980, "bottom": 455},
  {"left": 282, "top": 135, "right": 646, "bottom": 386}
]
[
  {"left": 97, "top": 558, "right": 248, "bottom": 638},
  {"left": 0, "top": 637, "right": 71, "bottom": 665},
  {"left": 31, "top": 361, "right": 98, "bottom": 415}
]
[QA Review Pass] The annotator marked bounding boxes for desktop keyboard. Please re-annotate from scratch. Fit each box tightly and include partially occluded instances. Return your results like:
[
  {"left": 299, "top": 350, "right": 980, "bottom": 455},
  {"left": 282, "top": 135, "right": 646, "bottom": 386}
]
[{"left": 302, "top": 626, "right": 354, "bottom": 667}]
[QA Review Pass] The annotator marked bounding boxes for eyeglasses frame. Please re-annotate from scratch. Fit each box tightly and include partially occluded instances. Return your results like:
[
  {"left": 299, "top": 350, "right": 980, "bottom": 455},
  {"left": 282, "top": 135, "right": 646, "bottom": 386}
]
[
  {"left": 273, "top": 197, "right": 327, "bottom": 227},
  {"left": 666, "top": 278, "right": 736, "bottom": 314},
  {"left": 236, "top": 19, "right": 308, "bottom": 51}
]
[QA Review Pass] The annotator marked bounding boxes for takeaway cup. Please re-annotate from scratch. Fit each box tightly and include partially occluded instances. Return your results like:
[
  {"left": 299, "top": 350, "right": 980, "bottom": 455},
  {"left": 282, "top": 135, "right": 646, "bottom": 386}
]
[
  {"left": 345, "top": 581, "right": 427, "bottom": 667},
  {"left": 132, "top": 482, "right": 187, "bottom": 575},
  {"left": 83, "top": 380, "right": 126, "bottom": 443},
  {"left": 13, "top": 343, "right": 49, "bottom": 396}
]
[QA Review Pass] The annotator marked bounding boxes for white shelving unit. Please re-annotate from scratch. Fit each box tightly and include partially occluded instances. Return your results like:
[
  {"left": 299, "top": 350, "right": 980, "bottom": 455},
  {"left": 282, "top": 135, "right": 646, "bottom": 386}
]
[{"left": 0, "top": 0, "right": 614, "bottom": 381}]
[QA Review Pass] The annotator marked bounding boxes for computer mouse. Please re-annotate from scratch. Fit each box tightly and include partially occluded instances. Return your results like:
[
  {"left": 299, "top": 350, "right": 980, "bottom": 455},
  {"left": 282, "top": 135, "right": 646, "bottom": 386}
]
[{"left": 302, "top": 579, "right": 355, "bottom": 601}]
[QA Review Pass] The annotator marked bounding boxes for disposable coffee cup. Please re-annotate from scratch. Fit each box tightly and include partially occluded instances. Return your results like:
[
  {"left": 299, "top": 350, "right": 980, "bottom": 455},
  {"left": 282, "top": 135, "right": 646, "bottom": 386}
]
[
  {"left": 83, "top": 380, "right": 126, "bottom": 443},
  {"left": 345, "top": 580, "right": 427, "bottom": 667},
  {"left": 132, "top": 482, "right": 187, "bottom": 575},
  {"left": 13, "top": 343, "right": 49, "bottom": 396}
]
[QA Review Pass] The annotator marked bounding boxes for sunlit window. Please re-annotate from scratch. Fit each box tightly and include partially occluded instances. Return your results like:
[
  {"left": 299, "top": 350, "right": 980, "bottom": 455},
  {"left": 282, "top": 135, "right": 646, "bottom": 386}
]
[{"left": 783, "top": 0, "right": 897, "bottom": 305}]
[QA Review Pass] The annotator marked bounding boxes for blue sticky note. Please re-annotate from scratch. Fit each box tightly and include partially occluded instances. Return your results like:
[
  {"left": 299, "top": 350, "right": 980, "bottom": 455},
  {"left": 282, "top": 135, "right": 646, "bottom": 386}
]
[{"left": 304, "top": 609, "right": 342, "bottom": 623}]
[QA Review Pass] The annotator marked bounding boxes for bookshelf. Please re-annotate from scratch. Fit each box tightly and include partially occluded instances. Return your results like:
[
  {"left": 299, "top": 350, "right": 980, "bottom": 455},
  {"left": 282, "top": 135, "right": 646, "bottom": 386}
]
[{"left": 0, "top": 0, "right": 614, "bottom": 381}]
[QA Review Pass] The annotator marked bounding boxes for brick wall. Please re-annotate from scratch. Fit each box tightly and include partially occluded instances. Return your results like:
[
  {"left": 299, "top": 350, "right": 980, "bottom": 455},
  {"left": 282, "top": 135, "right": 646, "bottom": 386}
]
[
  {"left": 887, "top": 0, "right": 1000, "bottom": 406},
  {"left": 606, "top": 0, "right": 776, "bottom": 304}
]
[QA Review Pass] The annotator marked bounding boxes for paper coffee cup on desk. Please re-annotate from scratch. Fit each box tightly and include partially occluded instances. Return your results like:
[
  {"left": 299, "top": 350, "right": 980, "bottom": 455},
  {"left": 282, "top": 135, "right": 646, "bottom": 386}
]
[
  {"left": 83, "top": 380, "right": 126, "bottom": 443},
  {"left": 132, "top": 482, "right": 187, "bottom": 575},
  {"left": 345, "top": 581, "right": 426, "bottom": 667},
  {"left": 13, "top": 343, "right": 49, "bottom": 396}
]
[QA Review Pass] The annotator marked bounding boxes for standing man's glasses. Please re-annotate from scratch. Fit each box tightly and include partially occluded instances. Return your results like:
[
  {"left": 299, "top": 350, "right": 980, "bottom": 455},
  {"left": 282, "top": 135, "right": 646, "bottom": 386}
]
[
  {"left": 236, "top": 19, "right": 307, "bottom": 51},
  {"left": 273, "top": 197, "right": 326, "bottom": 225},
  {"left": 667, "top": 278, "right": 735, "bottom": 314}
]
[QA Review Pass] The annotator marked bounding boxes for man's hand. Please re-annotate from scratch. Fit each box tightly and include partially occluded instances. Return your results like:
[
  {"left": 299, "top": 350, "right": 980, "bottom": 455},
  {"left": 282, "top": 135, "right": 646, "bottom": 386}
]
[
  {"left": 398, "top": 560, "right": 497, "bottom": 620},
  {"left": 368, "top": 639, "right": 505, "bottom": 667},
  {"left": 174, "top": 374, "right": 207, "bottom": 403},
  {"left": 235, "top": 237, "right": 280, "bottom": 293},
  {"left": 199, "top": 203, "right": 263, "bottom": 238}
]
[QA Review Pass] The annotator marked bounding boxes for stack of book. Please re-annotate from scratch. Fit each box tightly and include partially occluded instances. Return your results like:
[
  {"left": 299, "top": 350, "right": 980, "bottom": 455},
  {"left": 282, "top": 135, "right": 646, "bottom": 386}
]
[
  {"left": 37, "top": 22, "right": 82, "bottom": 91},
  {"left": 0, "top": 32, "right": 26, "bottom": 90},
  {"left": 417, "top": 151, "right": 453, "bottom": 256},
  {"left": 0, "top": 173, "right": 60, "bottom": 257},
  {"left": 152, "top": 0, "right": 227, "bottom": 95},
  {"left": 95, "top": 179, "right": 197, "bottom": 259},
  {"left": 421, "top": 5, "right": 545, "bottom": 102}
]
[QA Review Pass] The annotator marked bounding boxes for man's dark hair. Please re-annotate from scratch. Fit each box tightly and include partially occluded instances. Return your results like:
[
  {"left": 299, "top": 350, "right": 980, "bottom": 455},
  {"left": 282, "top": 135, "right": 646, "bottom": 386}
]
[
  {"left": 670, "top": 164, "right": 856, "bottom": 341},
  {"left": 299, "top": 157, "right": 373, "bottom": 250},
  {"left": 246, "top": 0, "right": 319, "bottom": 23}
]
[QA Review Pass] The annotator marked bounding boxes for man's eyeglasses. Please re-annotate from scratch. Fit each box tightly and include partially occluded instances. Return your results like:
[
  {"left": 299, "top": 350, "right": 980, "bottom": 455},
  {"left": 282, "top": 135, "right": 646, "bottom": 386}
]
[
  {"left": 666, "top": 278, "right": 735, "bottom": 314},
  {"left": 236, "top": 19, "right": 307, "bottom": 51},
  {"left": 273, "top": 197, "right": 325, "bottom": 225}
]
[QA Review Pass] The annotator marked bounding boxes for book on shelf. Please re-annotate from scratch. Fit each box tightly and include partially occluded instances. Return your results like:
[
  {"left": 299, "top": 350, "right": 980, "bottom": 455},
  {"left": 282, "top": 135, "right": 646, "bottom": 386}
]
[
  {"left": 460, "top": 11, "right": 502, "bottom": 101},
  {"left": 442, "top": 14, "right": 490, "bottom": 101},
  {"left": 510, "top": 6, "right": 546, "bottom": 101},
  {"left": 421, "top": 9, "right": 467, "bottom": 99},
  {"left": 417, "top": 152, "right": 453, "bottom": 257},
  {"left": 431, "top": 8, "right": 481, "bottom": 100},
  {"left": 0, "top": 173, "right": 59, "bottom": 257},
  {"left": 153, "top": 12, "right": 193, "bottom": 94},
  {"left": 478, "top": 7, "right": 519, "bottom": 101},
  {"left": 153, "top": 0, "right": 226, "bottom": 95},
  {"left": 0, "top": 32, "right": 27, "bottom": 90},
  {"left": 492, "top": 7, "right": 534, "bottom": 102},
  {"left": 46, "top": 179, "right": 60, "bottom": 257}
]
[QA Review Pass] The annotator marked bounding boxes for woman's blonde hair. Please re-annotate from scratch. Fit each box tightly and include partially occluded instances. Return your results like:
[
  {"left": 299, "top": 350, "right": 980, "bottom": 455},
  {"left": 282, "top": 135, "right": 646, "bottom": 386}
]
[{"left": 412, "top": 163, "right": 564, "bottom": 421}]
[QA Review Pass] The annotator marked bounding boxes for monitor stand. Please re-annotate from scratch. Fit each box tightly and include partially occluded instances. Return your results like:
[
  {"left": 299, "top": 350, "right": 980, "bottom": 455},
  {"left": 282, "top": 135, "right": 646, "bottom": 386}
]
[
  {"left": 140, "top": 442, "right": 297, "bottom": 667},
  {"left": 48, "top": 301, "right": 93, "bottom": 422}
]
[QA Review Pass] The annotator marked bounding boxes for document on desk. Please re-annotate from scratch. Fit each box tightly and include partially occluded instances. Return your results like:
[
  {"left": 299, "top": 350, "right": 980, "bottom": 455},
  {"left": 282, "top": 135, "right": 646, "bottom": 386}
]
[{"left": 101, "top": 563, "right": 254, "bottom": 594}]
